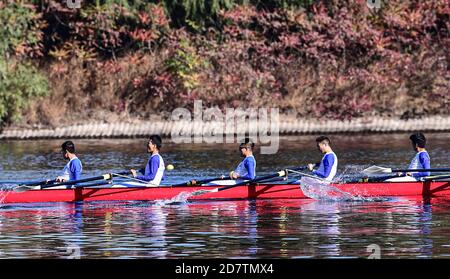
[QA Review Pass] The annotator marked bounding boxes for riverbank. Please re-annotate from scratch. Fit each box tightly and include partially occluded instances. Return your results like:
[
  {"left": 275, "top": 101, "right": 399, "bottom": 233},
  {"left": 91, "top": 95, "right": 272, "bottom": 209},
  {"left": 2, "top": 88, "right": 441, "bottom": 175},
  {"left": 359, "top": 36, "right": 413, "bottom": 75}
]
[
  {"left": 1, "top": 115, "right": 449, "bottom": 140},
  {"left": 1, "top": 2, "right": 448, "bottom": 128}
]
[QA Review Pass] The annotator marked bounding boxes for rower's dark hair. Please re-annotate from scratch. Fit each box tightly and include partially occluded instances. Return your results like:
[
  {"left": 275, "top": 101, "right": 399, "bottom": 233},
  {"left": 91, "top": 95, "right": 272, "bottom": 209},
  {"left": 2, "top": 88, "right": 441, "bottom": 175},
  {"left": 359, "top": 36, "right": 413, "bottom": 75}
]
[
  {"left": 316, "top": 136, "right": 331, "bottom": 145},
  {"left": 410, "top": 133, "right": 426, "bottom": 148},
  {"left": 240, "top": 137, "right": 255, "bottom": 150},
  {"left": 149, "top": 135, "right": 162, "bottom": 150},
  {"left": 61, "top": 141, "right": 76, "bottom": 154}
]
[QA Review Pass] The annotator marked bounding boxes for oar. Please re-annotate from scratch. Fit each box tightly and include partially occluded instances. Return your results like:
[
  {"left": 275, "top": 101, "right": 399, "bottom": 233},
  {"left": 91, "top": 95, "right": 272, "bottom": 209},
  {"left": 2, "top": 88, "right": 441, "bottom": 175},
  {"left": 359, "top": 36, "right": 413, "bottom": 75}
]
[
  {"left": 345, "top": 175, "right": 397, "bottom": 183},
  {"left": 0, "top": 179, "right": 57, "bottom": 187},
  {"left": 423, "top": 174, "right": 450, "bottom": 181},
  {"left": 0, "top": 180, "right": 37, "bottom": 185},
  {"left": 191, "top": 166, "right": 308, "bottom": 196},
  {"left": 74, "top": 181, "right": 114, "bottom": 188},
  {"left": 251, "top": 176, "right": 288, "bottom": 184},
  {"left": 23, "top": 179, "right": 57, "bottom": 187},
  {"left": 362, "top": 165, "right": 450, "bottom": 175},
  {"left": 173, "top": 176, "right": 227, "bottom": 187},
  {"left": 13, "top": 170, "right": 136, "bottom": 192}
]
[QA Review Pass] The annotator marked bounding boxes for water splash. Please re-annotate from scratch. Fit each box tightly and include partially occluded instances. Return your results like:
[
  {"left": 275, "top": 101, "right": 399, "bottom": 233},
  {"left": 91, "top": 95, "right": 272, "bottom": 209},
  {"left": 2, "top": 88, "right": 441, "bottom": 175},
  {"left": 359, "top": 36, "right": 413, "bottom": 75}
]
[
  {"left": 299, "top": 177, "right": 388, "bottom": 202},
  {"left": 0, "top": 184, "right": 17, "bottom": 204},
  {"left": 153, "top": 191, "right": 193, "bottom": 207},
  {"left": 0, "top": 189, "right": 10, "bottom": 205}
]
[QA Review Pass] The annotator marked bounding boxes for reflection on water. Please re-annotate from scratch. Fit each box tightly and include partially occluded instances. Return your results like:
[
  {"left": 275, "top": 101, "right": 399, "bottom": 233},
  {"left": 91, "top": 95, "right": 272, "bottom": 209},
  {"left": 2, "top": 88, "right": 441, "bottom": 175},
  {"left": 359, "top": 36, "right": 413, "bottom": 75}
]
[
  {"left": 1, "top": 198, "right": 450, "bottom": 258},
  {"left": 0, "top": 134, "right": 449, "bottom": 258}
]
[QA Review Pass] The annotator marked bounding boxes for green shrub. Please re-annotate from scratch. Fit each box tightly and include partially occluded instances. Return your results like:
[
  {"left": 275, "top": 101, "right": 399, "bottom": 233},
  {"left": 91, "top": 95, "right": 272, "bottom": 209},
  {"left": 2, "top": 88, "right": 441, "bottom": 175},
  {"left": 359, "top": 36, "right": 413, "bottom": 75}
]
[
  {"left": 0, "top": 59, "right": 48, "bottom": 124},
  {"left": 166, "top": 38, "right": 207, "bottom": 90},
  {"left": 0, "top": 1, "right": 43, "bottom": 58}
]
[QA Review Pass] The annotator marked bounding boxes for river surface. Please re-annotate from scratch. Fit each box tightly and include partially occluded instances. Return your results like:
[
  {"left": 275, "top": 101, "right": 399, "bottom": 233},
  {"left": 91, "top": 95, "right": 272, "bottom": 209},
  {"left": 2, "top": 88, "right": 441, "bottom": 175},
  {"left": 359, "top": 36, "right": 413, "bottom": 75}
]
[{"left": 0, "top": 133, "right": 449, "bottom": 258}]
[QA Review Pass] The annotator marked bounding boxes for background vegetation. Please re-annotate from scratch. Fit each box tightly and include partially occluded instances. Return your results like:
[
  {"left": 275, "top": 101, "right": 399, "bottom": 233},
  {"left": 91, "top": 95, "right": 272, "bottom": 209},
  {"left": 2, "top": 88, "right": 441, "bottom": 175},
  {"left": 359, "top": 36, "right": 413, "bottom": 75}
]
[{"left": 0, "top": 0, "right": 448, "bottom": 127}]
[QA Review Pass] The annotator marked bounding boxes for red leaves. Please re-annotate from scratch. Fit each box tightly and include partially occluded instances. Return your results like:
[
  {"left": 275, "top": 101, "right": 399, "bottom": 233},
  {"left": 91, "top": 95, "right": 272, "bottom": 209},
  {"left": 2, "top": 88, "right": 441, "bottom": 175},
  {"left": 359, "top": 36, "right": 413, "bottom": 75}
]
[
  {"left": 372, "top": 35, "right": 392, "bottom": 52},
  {"left": 132, "top": 77, "right": 144, "bottom": 89},
  {"left": 149, "top": 5, "right": 170, "bottom": 27},
  {"left": 279, "top": 34, "right": 300, "bottom": 48},
  {"left": 129, "top": 28, "right": 156, "bottom": 42},
  {"left": 102, "top": 60, "right": 122, "bottom": 74},
  {"left": 49, "top": 63, "right": 68, "bottom": 78},
  {"left": 6, "top": 0, "right": 450, "bottom": 120},
  {"left": 219, "top": 5, "right": 258, "bottom": 25},
  {"left": 138, "top": 12, "right": 151, "bottom": 25},
  {"left": 313, "top": 87, "right": 373, "bottom": 120}
]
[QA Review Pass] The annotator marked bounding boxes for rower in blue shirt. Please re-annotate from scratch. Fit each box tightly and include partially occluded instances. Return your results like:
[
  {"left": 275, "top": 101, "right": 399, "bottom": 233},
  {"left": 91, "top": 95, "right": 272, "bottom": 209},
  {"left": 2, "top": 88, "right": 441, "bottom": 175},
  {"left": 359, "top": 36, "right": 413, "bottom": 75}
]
[
  {"left": 230, "top": 138, "right": 256, "bottom": 181},
  {"left": 56, "top": 141, "right": 83, "bottom": 182},
  {"left": 130, "top": 135, "right": 165, "bottom": 185},
  {"left": 308, "top": 136, "right": 338, "bottom": 181},
  {"left": 405, "top": 133, "right": 431, "bottom": 178}
]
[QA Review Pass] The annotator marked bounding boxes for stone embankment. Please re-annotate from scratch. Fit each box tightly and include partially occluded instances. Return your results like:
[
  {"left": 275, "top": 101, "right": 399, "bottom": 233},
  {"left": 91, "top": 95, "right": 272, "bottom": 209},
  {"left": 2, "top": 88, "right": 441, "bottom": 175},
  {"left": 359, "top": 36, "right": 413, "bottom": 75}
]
[{"left": 0, "top": 116, "right": 449, "bottom": 139}]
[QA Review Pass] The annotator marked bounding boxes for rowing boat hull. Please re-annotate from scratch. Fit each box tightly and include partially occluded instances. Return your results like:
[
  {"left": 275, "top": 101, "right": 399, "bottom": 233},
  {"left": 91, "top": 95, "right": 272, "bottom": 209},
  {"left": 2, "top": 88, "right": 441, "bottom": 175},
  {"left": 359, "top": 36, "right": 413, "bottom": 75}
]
[{"left": 1, "top": 181, "right": 450, "bottom": 204}]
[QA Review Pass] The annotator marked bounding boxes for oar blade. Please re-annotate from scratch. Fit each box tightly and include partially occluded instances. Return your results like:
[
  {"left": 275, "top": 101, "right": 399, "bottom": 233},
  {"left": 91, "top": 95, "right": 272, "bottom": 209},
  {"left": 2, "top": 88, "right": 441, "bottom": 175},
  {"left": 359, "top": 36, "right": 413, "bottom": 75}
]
[
  {"left": 362, "top": 166, "right": 393, "bottom": 174},
  {"left": 13, "top": 185, "right": 37, "bottom": 193},
  {"left": 190, "top": 188, "right": 218, "bottom": 196}
]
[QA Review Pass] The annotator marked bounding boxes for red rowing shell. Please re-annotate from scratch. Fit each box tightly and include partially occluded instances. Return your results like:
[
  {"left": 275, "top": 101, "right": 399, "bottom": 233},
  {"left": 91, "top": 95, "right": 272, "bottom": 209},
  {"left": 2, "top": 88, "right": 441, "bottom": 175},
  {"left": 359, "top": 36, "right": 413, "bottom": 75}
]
[{"left": 1, "top": 181, "right": 449, "bottom": 204}]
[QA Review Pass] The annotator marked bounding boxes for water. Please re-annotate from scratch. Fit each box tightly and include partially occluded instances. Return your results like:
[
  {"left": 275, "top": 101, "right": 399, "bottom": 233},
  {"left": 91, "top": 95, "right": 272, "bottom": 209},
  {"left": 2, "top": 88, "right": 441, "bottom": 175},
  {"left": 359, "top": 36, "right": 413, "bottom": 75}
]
[
  {"left": 0, "top": 133, "right": 449, "bottom": 258},
  {"left": 0, "top": 199, "right": 449, "bottom": 258}
]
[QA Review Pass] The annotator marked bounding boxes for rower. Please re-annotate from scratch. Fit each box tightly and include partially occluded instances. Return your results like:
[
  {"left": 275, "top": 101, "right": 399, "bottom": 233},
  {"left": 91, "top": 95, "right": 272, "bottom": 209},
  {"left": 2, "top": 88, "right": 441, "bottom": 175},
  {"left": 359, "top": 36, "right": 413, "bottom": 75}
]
[
  {"left": 307, "top": 136, "right": 338, "bottom": 181},
  {"left": 56, "top": 141, "right": 83, "bottom": 182},
  {"left": 229, "top": 138, "right": 257, "bottom": 181},
  {"left": 130, "top": 135, "right": 165, "bottom": 185},
  {"left": 405, "top": 132, "right": 431, "bottom": 178}
]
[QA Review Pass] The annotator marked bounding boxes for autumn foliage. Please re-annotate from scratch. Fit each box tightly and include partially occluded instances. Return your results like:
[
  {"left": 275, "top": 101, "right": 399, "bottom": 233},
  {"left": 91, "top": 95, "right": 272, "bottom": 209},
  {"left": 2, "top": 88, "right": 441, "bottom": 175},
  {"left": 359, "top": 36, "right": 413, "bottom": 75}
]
[{"left": 1, "top": 0, "right": 449, "bottom": 126}]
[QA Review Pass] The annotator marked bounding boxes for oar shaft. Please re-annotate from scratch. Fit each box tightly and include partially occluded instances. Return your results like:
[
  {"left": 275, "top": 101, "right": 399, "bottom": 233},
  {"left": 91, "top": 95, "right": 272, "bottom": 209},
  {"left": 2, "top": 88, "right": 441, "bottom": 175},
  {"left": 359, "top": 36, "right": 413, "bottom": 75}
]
[
  {"left": 39, "top": 170, "right": 132, "bottom": 189},
  {"left": 423, "top": 174, "right": 450, "bottom": 181},
  {"left": 217, "top": 166, "right": 307, "bottom": 192},
  {"left": 173, "top": 176, "right": 226, "bottom": 187},
  {"left": 393, "top": 168, "right": 450, "bottom": 173},
  {"left": 74, "top": 181, "right": 113, "bottom": 188},
  {"left": 217, "top": 175, "right": 281, "bottom": 192},
  {"left": 25, "top": 179, "right": 56, "bottom": 187},
  {"left": 40, "top": 174, "right": 115, "bottom": 189}
]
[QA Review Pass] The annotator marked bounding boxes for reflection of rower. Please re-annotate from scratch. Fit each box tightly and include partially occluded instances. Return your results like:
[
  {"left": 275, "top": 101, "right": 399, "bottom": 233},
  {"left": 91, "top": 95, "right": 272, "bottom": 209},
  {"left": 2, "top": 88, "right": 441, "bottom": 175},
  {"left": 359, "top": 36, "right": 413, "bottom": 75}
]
[{"left": 308, "top": 136, "right": 338, "bottom": 181}]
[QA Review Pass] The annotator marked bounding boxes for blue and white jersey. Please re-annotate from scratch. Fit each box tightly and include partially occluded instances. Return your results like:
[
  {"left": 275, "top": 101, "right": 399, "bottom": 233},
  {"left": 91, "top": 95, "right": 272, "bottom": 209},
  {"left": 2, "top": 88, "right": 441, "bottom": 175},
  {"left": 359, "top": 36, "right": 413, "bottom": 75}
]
[
  {"left": 408, "top": 151, "right": 430, "bottom": 178},
  {"left": 313, "top": 151, "right": 338, "bottom": 181},
  {"left": 137, "top": 153, "right": 165, "bottom": 185},
  {"left": 234, "top": 155, "right": 256, "bottom": 180},
  {"left": 61, "top": 157, "right": 82, "bottom": 181}
]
